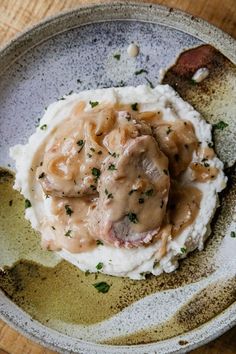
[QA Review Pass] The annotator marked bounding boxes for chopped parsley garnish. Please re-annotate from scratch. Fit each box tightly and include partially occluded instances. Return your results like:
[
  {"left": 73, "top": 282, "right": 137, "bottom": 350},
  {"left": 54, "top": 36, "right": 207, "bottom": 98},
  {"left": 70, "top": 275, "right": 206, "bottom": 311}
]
[
  {"left": 108, "top": 164, "right": 116, "bottom": 171},
  {"left": 87, "top": 153, "right": 92, "bottom": 158},
  {"left": 145, "top": 189, "right": 154, "bottom": 196},
  {"left": 68, "top": 90, "right": 73, "bottom": 95},
  {"left": 127, "top": 212, "right": 138, "bottom": 223},
  {"left": 113, "top": 54, "right": 121, "bottom": 60},
  {"left": 77, "top": 79, "right": 82, "bottom": 84},
  {"left": 145, "top": 77, "right": 154, "bottom": 89},
  {"left": 85, "top": 270, "right": 90, "bottom": 276},
  {"left": 65, "top": 204, "right": 73, "bottom": 216},
  {"left": 25, "top": 199, "right": 31, "bottom": 209},
  {"left": 109, "top": 152, "right": 119, "bottom": 158},
  {"left": 93, "top": 281, "right": 110, "bottom": 293},
  {"left": 89, "top": 101, "right": 99, "bottom": 108},
  {"left": 9, "top": 200, "right": 13, "bottom": 206},
  {"left": 51, "top": 226, "right": 56, "bottom": 230},
  {"left": 230, "top": 231, "right": 236, "bottom": 238},
  {"left": 105, "top": 189, "right": 113, "bottom": 199},
  {"left": 77, "top": 139, "right": 85, "bottom": 152},
  {"left": 166, "top": 126, "right": 172, "bottom": 135},
  {"left": 131, "top": 103, "right": 138, "bottom": 111},
  {"left": 128, "top": 189, "right": 137, "bottom": 195},
  {"left": 90, "top": 185, "right": 96, "bottom": 191},
  {"left": 65, "top": 230, "right": 72, "bottom": 237},
  {"left": 96, "top": 240, "right": 104, "bottom": 246},
  {"left": 163, "top": 169, "right": 168, "bottom": 175},
  {"left": 77, "top": 139, "right": 84, "bottom": 146},
  {"left": 213, "top": 121, "right": 228, "bottom": 130},
  {"left": 97, "top": 150, "right": 103, "bottom": 155},
  {"left": 96, "top": 262, "right": 103, "bottom": 270},
  {"left": 118, "top": 80, "right": 125, "bottom": 87},
  {"left": 135, "top": 69, "right": 148, "bottom": 75},
  {"left": 124, "top": 112, "right": 131, "bottom": 121},
  {"left": 90, "top": 147, "right": 95, "bottom": 152},
  {"left": 38, "top": 172, "right": 45, "bottom": 179},
  {"left": 92, "top": 167, "right": 101, "bottom": 179},
  {"left": 40, "top": 124, "right": 47, "bottom": 130},
  {"left": 181, "top": 247, "right": 187, "bottom": 253},
  {"left": 139, "top": 198, "right": 144, "bottom": 204}
]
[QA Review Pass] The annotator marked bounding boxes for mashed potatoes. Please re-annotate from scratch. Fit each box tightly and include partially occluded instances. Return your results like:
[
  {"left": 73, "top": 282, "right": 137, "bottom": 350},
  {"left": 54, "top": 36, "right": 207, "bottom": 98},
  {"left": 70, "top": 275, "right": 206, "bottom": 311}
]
[{"left": 10, "top": 85, "right": 227, "bottom": 279}]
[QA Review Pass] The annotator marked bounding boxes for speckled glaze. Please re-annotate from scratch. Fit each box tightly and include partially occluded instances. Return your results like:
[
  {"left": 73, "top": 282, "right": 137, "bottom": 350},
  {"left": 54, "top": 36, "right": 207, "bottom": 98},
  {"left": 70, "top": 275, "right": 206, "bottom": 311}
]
[{"left": 0, "top": 2, "right": 236, "bottom": 354}]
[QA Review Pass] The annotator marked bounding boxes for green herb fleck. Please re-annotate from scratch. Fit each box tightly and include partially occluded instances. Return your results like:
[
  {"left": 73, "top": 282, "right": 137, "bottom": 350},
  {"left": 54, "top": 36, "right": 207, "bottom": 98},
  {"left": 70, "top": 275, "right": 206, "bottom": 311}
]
[
  {"left": 128, "top": 189, "right": 137, "bottom": 195},
  {"left": 25, "top": 199, "right": 31, "bottom": 209},
  {"left": 89, "top": 101, "right": 99, "bottom": 108},
  {"left": 203, "top": 162, "right": 210, "bottom": 167},
  {"left": 96, "top": 240, "right": 104, "bottom": 246},
  {"left": 96, "top": 262, "right": 103, "bottom": 270},
  {"left": 77, "top": 139, "right": 85, "bottom": 152},
  {"left": 38, "top": 172, "right": 45, "bottom": 179},
  {"left": 40, "top": 124, "right": 47, "bottom": 130},
  {"left": 139, "top": 198, "right": 144, "bottom": 204},
  {"left": 145, "top": 77, "right": 154, "bottom": 89},
  {"left": 166, "top": 126, "right": 172, "bottom": 135},
  {"left": 90, "top": 147, "right": 95, "bottom": 152},
  {"left": 213, "top": 121, "right": 228, "bottom": 130},
  {"left": 127, "top": 212, "right": 138, "bottom": 223},
  {"left": 97, "top": 150, "right": 103, "bottom": 155},
  {"left": 65, "top": 230, "right": 72, "bottom": 237},
  {"left": 92, "top": 167, "right": 101, "bottom": 179},
  {"left": 108, "top": 164, "right": 116, "bottom": 171},
  {"left": 65, "top": 204, "right": 73, "bottom": 216},
  {"left": 93, "top": 281, "right": 110, "bottom": 293},
  {"left": 85, "top": 270, "right": 90, "bottom": 276},
  {"left": 131, "top": 103, "right": 138, "bottom": 111},
  {"left": 105, "top": 189, "right": 113, "bottom": 199},
  {"left": 135, "top": 69, "right": 148, "bottom": 75},
  {"left": 113, "top": 54, "right": 121, "bottom": 60},
  {"left": 9, "top": 200, "right": 13, "bottom": 206},
  {"left": 51, "top": 226, "right": 56, "bottom": 230},
  {"left": 145, "top": 189, "right": 154, "bottom": 196},
  {"left": 230, "top": 231, "right": 236, "bottom": 238},
  {"left": 208, "top": 142, "right": 214, "bottom": 148},
  {"left": 77, "top": 140, "right": 84, "bottom": 146},
  {"left": 87, "top": 154, "right": 92, "bottom": 158},
  {"left": 109, "top": 152, "right": 119, "bottom": 158},
  {"left": 181, "top": 247, "right": 187, "bottom": 253}
]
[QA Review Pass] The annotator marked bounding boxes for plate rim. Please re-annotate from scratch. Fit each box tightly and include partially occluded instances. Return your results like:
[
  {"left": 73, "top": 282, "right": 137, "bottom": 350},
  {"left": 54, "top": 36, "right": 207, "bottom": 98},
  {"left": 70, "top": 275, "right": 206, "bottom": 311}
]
[{"left": 0, "top": 2, "right": 235, "bottom": 353}]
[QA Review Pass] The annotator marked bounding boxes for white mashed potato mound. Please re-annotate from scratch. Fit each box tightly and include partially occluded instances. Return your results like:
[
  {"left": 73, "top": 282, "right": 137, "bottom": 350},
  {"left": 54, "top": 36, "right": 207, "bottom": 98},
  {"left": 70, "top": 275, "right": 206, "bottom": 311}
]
[{"left": 10, "top": 85, "right": 227, "bottom": 280}]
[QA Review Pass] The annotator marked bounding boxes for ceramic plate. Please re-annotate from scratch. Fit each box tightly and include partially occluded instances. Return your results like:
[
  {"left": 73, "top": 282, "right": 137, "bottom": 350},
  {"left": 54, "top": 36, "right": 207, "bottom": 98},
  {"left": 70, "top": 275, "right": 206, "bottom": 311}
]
[{"left": 0, "top": 3, "right": 236, "bottom": 353}]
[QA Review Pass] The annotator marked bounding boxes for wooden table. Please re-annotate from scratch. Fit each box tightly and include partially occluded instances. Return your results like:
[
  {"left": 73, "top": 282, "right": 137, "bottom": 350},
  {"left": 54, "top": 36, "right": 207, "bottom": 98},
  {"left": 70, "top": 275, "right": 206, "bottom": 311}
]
[{"left": 0, "top": 0, "right": 235, "bottom": 353}]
